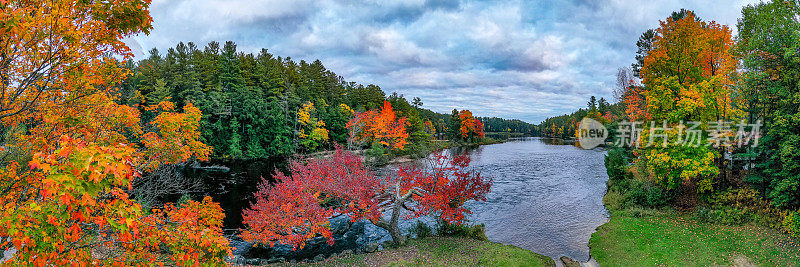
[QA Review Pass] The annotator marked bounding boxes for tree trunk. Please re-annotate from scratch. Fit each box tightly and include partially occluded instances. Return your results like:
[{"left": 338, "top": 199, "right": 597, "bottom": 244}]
[
  {"left": 386, "top": 197, "right": 407, "bottom": 244},
  {"left": 375, "top": 188, "right": 415, "bottom": 245}
]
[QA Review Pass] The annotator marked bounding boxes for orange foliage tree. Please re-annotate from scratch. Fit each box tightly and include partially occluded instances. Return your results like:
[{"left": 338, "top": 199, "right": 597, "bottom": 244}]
[
  {"left": 346, "top": 101, "right": 409, "bottom": 150},
  {"left": 242, "top": 146, "right": 491, "bottom": 248},
  {"left": 458, "top": 110, "right": 485, "bottom": 140},
  {"left": 0, "top": 0, "right": 230, "bottom": 265},
  {"left": 636, "top": 11, "right": 736, "bottom": 193},
  {"left": 474, "top": 119, "right": 485, "bottom": 139},
  {"left": 640, "top": 11, "right": 737, "bottom": 122},
  {"left": 623, "top": 80, "right": 650, "bottom": 121}
]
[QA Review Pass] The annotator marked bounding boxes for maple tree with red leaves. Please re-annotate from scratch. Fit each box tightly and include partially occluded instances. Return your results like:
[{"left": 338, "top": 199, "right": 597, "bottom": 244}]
[
  {"left": 241, "top": 146, "right": 492, "bottom": 248},
  {"left": 346, "top": 101, "right": 409, "bottom": 151}
]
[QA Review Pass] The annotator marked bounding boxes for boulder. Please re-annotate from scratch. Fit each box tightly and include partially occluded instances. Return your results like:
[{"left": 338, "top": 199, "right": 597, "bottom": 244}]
[
  {"left": 560, "top": 256, "right": 580, "bottom": 267},
  {"left": 267, "top": 257, "right": 285, "bottom": 264},
  {"left": 362, "top": 242, "right": 379, "bottom": 253}
]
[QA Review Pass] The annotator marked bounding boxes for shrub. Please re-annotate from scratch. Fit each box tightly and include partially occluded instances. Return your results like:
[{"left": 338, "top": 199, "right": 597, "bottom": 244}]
[
  {"left": 706, "top": 188, "right": 784, "bottom": 228},
  {"left": 708, "top": 188, "right": 761, "bottom": 208},
  {"left": 603, "top": 188, "right": 626, "bottom": 211},
  {"left": 695, "top": 207, "right": 754, "bottom": 226},
  {"left": 403, "top": 143, "right": 432, "bottom": 159},
  {"left": 366, "top": 141, "right": 390, "bottom": 165},
  {"left": 624, "top": 179, "right": 669, "bottom": 208},
  {"left": 410, "top": 221, "right": 433, "bottom": 239},
  {"left": 782, "top": 211, "right": 800, "bottom": 238},
  {"left": 625, "top": 207, "right": 659, "bottom": 218},
  {"left": 605, "top": 148, "right": 630, "bottom": 181},
  {"left": 435, "top": 220, "right": 488, "bottom": 241}
]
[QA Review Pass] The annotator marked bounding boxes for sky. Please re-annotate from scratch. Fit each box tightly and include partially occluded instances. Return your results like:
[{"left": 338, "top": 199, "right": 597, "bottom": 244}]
[{"left": 127, "top": 0, "right": 759, "bottom": 123}]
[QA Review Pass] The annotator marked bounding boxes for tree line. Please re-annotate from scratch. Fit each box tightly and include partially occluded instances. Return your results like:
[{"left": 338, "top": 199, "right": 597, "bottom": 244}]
[
  {"left": 118, "top": 41, "right": 535, "bottom": 159},
  {"left": 0, "top": 0, "right": 529, "bottom": 264},
  {"left": 538, "top": 96, "right": 622, "bottom": 139}
]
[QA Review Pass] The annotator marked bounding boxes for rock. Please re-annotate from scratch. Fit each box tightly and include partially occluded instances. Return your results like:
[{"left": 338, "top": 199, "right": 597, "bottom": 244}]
[
  {"left": 363, "top": 242, "right": 379, "bottom": 253},
  {"left": 290, "top": 259, "right": 297, "bottom": 264},
  {"left": 246, "top": 258, "right": 260, "bottom": 265},
  {"left": 228, "top": 238, "right": 254, "bottom": 257},
  {"left": 313, "top": 254, "right": 325, "bottom": 262},
  {"left": 329, "top": 215, "right": 352, "bottom": 234},
  {"left": 267, "top": 257, "right": 285, "bottom": 264},
  {"left": 560, "top": 256, "right": 580, "bottom": 267},
  {"left": 230, "top": 215, "right": 436, "bottom": 263}
]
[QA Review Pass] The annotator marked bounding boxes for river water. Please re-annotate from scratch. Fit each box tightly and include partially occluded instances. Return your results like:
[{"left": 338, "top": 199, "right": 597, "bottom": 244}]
[
  {"left": 454, "top": 137, "right": 609, "bottom": 262},
  {"left": 197, "top": 137, "right": 609, "bottom": 263}
]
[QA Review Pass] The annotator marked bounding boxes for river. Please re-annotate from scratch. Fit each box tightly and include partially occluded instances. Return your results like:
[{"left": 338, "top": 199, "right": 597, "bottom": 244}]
[
  {"left": 198, "top": 137, "right": 609, "bottom": 263},
  {"left": 454, "top": 137, "right": 609, "bottom": 262}
]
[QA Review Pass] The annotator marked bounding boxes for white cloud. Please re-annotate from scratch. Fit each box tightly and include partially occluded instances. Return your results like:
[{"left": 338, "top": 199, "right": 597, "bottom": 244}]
[{"left": 133, "top": 0, "right": 762, "bottom": 122}]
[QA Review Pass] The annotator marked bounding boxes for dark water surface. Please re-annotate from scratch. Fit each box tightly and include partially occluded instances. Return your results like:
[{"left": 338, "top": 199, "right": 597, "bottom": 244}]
[{"left": 456, "top": 137, "right": 609, "bottom": 262}]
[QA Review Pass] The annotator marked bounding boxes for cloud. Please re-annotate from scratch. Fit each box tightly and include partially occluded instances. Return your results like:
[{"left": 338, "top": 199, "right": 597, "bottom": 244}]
[{"left": 130, "top": 0, "right": 761, "bottom": 123}]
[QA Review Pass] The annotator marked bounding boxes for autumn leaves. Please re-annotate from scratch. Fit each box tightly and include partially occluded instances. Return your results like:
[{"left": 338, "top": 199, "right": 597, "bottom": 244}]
[
  {"left": 618, "top": 11, "right": 738, "bottom": 193},
  {"left": 347, "top": 101, "right": 410, "bottom": 151},
  {"left": 0, "top": 0, "right": 229, "bottom": 265},
  {"left": 241, "top": 146, "right": 492, "bottom": 249}
]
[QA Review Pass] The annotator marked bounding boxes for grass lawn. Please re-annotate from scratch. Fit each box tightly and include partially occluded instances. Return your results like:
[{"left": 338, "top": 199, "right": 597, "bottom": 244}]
[
  {"left": 589, "top": 208, "right": 800, "bottom": 266},
  {"left": 293, "top": 237, "right": 554, "bottom": 267}
]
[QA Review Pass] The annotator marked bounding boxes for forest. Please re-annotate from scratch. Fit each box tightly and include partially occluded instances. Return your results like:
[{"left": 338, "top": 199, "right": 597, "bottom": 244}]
[
  {"left": 119, "top": 42, "right": 536, "bottom": 161},
  {"left": 0, "top": 0, "right": 530, "bottom": 265},
  {"left": 540, "top": 6, "right": 800, "bottom": 243},
  {"left": 4, "top": 0, "right": 800, "bottom": 265}
]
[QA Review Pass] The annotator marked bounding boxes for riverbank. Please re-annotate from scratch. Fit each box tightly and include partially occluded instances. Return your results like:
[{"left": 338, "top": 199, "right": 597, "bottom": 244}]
[
  {"left": 589, "top": 207, "right": 800, "bottom": 266},
  {"left": 303, "top": 137, "right": 509, "bottom": 166},
  {"left": 272, "top": 237, "right": 554, "bottom": 266}
]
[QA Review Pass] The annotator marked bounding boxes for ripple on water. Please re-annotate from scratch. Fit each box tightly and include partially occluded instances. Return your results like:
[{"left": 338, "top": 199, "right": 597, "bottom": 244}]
[{"left": 457, "top": 138, "right": 609, "bottom": 262}]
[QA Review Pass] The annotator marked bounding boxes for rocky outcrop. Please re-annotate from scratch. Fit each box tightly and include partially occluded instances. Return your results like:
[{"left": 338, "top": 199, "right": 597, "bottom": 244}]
[
  {"left": 228, "top": 214, "right": 434, "bottom": 264},
  {"left": 560, "top": 256, "right": 580, "bottom": 267}
]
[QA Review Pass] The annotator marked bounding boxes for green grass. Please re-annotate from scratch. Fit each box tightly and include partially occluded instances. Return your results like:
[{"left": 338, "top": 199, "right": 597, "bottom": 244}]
[
  {"left": 302, "top": 237, "right": 554, "bottom": 267},
  {"left": 589, "top": 208, "right": 800, "bottom": 266}
]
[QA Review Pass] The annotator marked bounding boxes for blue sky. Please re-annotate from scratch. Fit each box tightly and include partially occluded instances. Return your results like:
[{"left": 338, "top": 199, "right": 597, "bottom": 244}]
[{"left": 127, "top": 0, "right": 758, "bottom": 123}]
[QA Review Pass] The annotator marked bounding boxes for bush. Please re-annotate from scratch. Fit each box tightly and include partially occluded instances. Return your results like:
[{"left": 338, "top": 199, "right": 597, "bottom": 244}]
[
  {"left": 695, "top": 207, "right": 754, "bottom": 226},
  {"left": 410, "top": 221, "right": 433, "bottom": 239},
  {"left": 603, "top": 188, "right": 626, "bottom": 211},
  {"left": 605, "top": 148, "right": 630, "bottom": 181},
  {"left": 625, "top": 207, "right": 659, "bottom": 218},
  {"left": 708, "top": 188, "right": 768, "bottom": 210},
  {"left": 366, "top": 142, "right": 390, "bottom": 165},
  {"left": 705, "top": 188, "right": 784, "bottom": 228},
  {"left": 435, "top": 220, "right": 488, "bottom": 241},
  {"left": 782, "top": 211, "right": 800, "bottom": 238},
  {"left": 624, "top": 179, "right": 669, "bottom": 208},
  {"left": 403, "top": 143, "right": 432, "bottom": 159}
]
